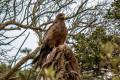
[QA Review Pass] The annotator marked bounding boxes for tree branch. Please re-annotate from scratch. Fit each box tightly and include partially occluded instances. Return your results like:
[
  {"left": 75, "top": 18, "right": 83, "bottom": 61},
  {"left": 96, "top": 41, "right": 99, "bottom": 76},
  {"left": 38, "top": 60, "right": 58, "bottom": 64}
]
[{"left": 0, "top": 47, "right": 40, "bottom": 80}]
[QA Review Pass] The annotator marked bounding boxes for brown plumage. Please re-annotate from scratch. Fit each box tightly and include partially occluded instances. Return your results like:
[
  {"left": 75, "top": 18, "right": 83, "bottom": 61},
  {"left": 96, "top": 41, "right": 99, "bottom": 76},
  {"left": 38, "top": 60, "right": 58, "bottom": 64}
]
[{"left": 32, "top": 13, "right": 68, "bottom": 68}]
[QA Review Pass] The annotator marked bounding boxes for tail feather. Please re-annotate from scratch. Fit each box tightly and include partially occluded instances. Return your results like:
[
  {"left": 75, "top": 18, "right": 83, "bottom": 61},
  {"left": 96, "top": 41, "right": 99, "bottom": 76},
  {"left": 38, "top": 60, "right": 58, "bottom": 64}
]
[{"left": 32, "top": 45, "right": 52, "bottom": 68}]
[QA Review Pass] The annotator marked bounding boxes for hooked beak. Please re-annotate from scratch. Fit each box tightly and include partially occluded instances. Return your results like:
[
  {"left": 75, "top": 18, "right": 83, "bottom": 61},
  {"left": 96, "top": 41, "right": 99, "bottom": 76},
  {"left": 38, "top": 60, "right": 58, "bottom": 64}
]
[
  {"left": 62, "top": 15, "right": 67, "bottom": 20},
  {"left": 64, "top": 16, "right": 67, "bottom": 20}
]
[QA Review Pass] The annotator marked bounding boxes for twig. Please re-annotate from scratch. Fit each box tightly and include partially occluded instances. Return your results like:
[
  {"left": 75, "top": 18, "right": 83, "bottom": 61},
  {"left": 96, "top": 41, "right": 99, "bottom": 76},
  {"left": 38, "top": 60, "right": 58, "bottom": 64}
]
[
  {"left": 0, "top": 47, "right": 40, "bottom": 80},
  {"left": 10, "top": 32, "right": 30, "bottom": 67}
]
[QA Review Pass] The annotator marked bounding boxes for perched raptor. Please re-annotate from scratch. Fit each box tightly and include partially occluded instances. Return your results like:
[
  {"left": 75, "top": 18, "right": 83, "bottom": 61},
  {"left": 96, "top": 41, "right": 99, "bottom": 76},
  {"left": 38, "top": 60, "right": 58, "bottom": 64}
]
[{"left": 32, "top": 13, "right": 68, "bottom": 68}]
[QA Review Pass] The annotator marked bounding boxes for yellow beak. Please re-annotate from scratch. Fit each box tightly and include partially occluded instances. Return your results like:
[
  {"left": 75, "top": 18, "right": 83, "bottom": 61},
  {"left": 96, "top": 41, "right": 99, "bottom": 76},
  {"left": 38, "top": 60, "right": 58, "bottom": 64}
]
[{"left": 64, "top": 16, "right": 67, "bottom": 20}]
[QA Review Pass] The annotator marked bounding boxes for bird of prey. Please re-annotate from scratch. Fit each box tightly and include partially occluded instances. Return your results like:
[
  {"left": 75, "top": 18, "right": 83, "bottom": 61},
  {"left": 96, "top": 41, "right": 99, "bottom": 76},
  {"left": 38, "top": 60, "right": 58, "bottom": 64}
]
[{"left": 32, "top": 13, "right": 68, "bottom": 68}]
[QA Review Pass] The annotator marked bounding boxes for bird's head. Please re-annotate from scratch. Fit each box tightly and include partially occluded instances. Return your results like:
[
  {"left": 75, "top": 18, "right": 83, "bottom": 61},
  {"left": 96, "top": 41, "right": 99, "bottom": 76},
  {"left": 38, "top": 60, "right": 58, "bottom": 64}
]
[{"left": 55, "top": 13, "right": 67, "bottom": 20}]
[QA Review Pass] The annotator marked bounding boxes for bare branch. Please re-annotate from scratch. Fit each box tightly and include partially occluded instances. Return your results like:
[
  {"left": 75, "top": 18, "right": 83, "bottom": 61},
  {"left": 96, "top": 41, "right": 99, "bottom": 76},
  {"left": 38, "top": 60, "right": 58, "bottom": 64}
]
[{"left": 0, "top": 47, "right": 40, "bottom": 80}]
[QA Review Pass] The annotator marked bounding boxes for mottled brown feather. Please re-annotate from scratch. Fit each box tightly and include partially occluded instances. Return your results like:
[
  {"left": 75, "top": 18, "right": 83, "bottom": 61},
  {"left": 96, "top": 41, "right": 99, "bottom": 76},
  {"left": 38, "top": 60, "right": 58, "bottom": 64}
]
[{"left": 32, "top": 13, "right": 67, "bottom": 68}]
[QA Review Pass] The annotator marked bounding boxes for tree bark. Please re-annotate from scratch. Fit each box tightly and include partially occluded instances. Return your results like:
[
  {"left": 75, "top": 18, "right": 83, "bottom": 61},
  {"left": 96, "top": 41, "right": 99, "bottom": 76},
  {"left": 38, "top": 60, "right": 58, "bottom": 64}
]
[{"left": 35, "top": 44, "right": 81, "bottom": 80}]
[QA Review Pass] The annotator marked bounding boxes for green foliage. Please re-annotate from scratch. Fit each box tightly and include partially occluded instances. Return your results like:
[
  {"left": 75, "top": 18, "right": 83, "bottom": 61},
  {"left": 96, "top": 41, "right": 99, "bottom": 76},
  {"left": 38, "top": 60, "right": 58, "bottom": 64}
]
[
  {"left": 0, "top": 64, "right": 37, "bottom": 80},
  {"left": 0, "top": 63, "right": 57, "bottom": 80},
  {"left": 106, "top": 0, "right": 120, "bottom": 19},
  {"left": 74, "top": 27, "right": 120, "bottom": 80},
  {"left": 0, "top": 64, "right": 11, "bottom": 75},
  {"left": 112, "top": 76, "right": 120, "bottom": 80},
  {"left": 0, "top": 27, "right": 120, "bottom": 80}
]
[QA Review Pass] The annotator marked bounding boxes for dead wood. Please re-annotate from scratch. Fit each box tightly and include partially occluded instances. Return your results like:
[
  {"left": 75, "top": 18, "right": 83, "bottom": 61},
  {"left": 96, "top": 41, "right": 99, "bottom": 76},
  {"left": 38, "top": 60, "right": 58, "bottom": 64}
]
[
  {"left": 35, "top": 44, "right": 81, "bottom": 80},
  {"left": 0, "top": 44, "right": 81, "bottom": 80}
]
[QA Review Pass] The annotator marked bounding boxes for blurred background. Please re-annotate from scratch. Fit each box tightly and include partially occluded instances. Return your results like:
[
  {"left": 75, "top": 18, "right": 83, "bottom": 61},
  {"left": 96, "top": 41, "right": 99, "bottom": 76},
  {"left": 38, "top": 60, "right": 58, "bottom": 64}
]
[{"left": 0, "top": 0, "right": 120, "bottom": 80}]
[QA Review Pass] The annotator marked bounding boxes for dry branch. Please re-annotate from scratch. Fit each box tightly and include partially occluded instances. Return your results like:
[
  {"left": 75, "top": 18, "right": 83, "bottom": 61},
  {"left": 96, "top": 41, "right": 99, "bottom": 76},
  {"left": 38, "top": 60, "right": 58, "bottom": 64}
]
[
  {"left": 0, "top": 20, "right": 43, "bottom": 31},
  {"left": 0, "top": 47, "right": 40, "bottom": 80},
  {"left": 0, "top": 42, "right": 81, "bottom": 80},
  {"left": 35, "top": 44, "right": 81, "bottom": 80}
]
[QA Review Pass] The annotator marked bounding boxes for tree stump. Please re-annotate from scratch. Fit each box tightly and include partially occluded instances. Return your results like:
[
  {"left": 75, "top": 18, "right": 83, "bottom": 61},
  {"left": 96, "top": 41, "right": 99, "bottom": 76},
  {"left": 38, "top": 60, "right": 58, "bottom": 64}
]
[{"left": 34, "top": 44, "right": 81, "bottom": 80}]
